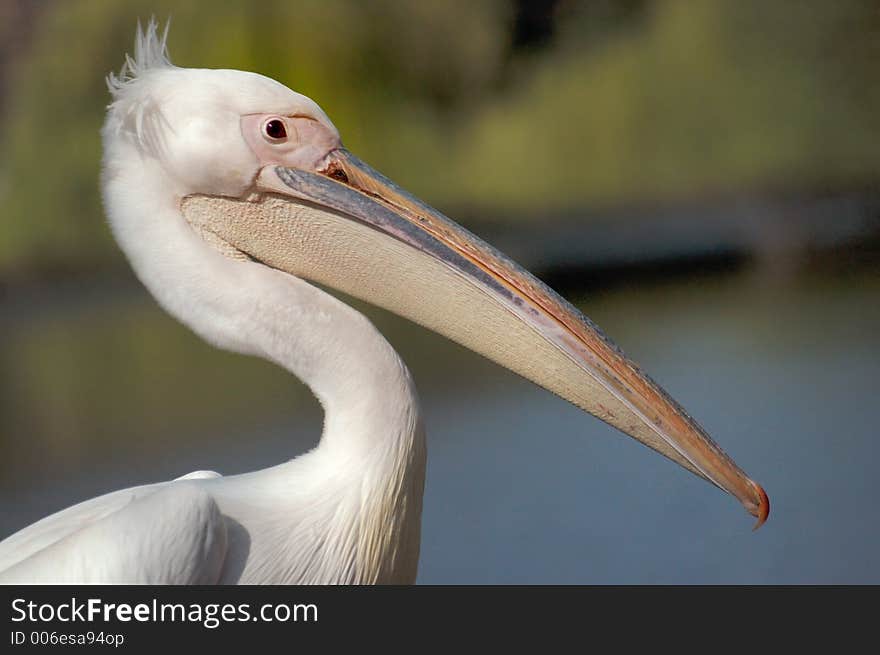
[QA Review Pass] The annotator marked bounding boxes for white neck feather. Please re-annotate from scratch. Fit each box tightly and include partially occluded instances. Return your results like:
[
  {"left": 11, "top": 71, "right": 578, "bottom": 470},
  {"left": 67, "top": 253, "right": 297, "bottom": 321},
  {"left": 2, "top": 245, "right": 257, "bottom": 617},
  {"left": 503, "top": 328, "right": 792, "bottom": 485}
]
[{"left": 102, "top": 151, "right": 426, "bottom": 583}]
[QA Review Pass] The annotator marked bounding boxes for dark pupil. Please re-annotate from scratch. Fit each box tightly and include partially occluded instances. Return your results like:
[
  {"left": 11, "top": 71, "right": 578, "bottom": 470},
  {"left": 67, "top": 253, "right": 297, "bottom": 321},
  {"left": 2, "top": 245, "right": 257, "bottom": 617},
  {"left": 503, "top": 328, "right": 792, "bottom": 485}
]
[{"left": 265, "top": 119, "right": 287, "bottom": 139}]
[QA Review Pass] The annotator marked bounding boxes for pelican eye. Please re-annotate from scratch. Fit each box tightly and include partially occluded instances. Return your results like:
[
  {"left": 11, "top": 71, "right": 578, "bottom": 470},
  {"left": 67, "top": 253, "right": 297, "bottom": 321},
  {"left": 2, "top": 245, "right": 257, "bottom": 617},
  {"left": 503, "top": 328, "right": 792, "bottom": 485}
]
[{"left": 263, "top": 119, "right": 287, "bottom": 140}]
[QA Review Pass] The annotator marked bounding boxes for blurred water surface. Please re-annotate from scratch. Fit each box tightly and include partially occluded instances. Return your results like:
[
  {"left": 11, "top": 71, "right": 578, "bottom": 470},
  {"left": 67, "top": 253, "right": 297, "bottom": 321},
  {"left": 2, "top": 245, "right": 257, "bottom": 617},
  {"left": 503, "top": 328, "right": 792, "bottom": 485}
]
[{"left": 1, "top": 265, "right": 877, "bottom": 583}]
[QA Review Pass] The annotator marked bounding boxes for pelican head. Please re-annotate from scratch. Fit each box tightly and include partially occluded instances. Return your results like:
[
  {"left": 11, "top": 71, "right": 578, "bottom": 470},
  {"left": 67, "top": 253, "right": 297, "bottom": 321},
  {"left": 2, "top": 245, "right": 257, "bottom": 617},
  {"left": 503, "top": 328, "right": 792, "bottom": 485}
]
[{"left": 102, "top": 22, "right": 767, "bottom": 529}]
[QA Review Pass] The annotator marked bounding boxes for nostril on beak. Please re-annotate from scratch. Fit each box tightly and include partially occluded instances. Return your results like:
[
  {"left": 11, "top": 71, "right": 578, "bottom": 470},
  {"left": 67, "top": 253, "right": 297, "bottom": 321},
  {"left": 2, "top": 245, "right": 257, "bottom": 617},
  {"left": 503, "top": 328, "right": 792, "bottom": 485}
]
[{"left": 324, "top": 162, "right": 349, "bottom": 184}]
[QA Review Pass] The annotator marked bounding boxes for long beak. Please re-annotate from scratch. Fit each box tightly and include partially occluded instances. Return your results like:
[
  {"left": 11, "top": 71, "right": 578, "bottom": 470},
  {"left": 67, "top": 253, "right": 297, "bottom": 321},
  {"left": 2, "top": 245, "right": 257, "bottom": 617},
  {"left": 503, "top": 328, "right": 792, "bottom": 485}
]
[{"left": 182, "top": 147, "right": 769, "bottom": 528}]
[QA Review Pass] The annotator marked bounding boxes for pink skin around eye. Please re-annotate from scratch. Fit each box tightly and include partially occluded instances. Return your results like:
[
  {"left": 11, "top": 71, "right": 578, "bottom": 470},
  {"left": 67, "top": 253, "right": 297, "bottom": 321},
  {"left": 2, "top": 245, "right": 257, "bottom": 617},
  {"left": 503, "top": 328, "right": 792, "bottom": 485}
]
[{"left": 241, "top": 114, "right": 341, "bottom": 172}]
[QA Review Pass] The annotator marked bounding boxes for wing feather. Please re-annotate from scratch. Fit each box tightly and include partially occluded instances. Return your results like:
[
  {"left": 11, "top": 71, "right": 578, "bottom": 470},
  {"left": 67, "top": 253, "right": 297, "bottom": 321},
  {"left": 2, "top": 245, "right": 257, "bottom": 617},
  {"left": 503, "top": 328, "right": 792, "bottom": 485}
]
[{"left": 0, "top": 481, "right": 227, "bottom": 584}]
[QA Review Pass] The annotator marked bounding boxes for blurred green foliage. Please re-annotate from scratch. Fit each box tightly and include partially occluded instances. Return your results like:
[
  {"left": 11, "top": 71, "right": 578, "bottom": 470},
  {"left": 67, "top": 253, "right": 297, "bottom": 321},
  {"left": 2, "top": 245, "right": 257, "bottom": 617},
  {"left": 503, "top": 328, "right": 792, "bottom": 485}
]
[{"left": 1, "top": 0, "right": 879, "bottom": 276}]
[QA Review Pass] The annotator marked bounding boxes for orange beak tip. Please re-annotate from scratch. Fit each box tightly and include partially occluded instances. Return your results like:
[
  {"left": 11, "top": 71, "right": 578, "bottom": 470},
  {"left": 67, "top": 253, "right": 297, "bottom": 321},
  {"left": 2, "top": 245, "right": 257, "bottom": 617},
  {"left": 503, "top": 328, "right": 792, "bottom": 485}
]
[{"left": 750, "top": 482, "right": 770, "bottom": 531}]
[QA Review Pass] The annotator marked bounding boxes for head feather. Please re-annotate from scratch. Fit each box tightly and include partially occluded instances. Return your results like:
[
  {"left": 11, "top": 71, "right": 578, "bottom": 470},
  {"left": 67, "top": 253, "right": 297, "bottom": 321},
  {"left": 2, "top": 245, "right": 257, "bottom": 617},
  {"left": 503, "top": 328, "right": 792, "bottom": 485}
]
[
  {"left": 107, "top": 18, "right": 173, "bottom": 96},
  {"left": 105, "top": 19, "right": 174, "bottom": 159}
]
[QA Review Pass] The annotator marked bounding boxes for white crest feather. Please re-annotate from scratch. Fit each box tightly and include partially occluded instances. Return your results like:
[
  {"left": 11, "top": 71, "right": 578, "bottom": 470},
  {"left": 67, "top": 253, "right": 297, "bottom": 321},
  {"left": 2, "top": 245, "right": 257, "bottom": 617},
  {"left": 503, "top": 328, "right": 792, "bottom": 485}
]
[
  {"left": 105, "top": 19, "right": 174, "bottom": 158},
  {"left": 106, "top": 18, "right": 172, "bottom": 96}
]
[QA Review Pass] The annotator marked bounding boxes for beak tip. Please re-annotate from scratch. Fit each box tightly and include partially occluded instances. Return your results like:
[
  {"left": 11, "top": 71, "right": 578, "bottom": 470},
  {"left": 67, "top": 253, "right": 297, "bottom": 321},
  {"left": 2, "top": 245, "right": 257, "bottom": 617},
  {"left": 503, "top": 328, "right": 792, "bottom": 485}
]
[{"left": 750, "top": 481, "right": 770, "bottom": 531}]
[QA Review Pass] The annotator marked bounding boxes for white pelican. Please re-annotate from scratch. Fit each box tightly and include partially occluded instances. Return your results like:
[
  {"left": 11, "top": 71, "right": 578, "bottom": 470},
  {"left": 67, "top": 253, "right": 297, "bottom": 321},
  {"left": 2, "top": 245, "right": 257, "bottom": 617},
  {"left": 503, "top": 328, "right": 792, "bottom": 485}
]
[{"left": 0, "top": 22, "right": 767, "bottom": 584}]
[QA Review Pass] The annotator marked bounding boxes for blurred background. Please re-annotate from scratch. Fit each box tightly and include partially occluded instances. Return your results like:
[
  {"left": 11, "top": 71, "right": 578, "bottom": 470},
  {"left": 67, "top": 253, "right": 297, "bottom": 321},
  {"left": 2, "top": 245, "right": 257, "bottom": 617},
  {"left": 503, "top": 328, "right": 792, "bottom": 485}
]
[{"left": 1, "top": 0, "right": 879, "bottom": 583}]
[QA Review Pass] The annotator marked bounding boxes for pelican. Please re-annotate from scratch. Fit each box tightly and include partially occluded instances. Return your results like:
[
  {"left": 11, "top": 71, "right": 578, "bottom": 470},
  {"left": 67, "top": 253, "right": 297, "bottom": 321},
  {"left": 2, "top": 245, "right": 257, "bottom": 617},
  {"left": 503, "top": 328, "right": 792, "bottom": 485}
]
[{"left": 0, "top": 22, "right": 767, "bottom": 584}]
